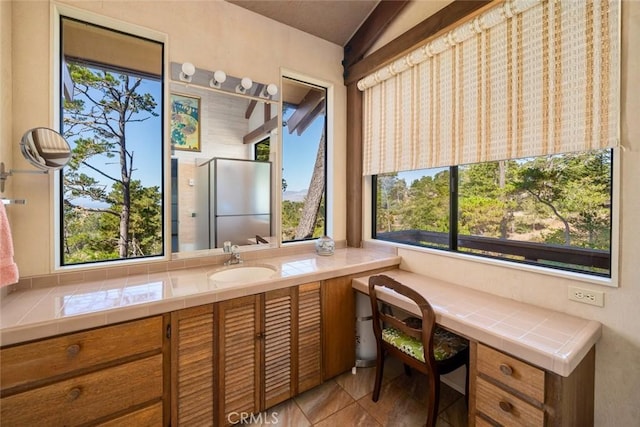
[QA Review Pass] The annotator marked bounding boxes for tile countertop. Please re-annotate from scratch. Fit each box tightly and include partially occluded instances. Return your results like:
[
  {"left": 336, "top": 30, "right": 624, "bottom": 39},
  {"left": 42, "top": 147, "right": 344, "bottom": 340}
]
[
  {"left": 352, "top": 270, "right": 602, "bottom": 377},
  {"left": 0, "top": 248, "right": 401, "bottom": 347}
]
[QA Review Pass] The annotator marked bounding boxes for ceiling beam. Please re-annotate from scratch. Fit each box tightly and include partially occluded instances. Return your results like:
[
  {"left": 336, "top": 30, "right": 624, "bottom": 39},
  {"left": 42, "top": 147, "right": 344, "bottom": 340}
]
[
  {"left": 343, "top": 0, "right": 410, "bottom": 71},
  {"left": 293, "top": 102, "right": 325, "bottom": 136},
  {"left": 286, "top": 89, "right": 324, "bottom": 135},
  {"left": 344, "top": 0, "right": 492, "bottom": 85},
  {"left": 243, "top": 116, "right": 278, "bottom": 145},
  {"left": 245, "top": 84, "right": 265, "bottom": 119}
]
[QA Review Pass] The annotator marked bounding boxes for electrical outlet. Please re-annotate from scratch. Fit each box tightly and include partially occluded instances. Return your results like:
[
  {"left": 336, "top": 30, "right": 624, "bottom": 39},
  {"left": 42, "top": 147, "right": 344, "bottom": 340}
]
[{"left": 568, "top": 286, "right": 604, "bottom": 307}]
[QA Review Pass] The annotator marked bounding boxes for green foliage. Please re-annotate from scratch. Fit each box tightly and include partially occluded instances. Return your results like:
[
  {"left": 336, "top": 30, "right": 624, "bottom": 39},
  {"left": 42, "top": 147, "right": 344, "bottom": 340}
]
[
  {"left": 281, "top": 197, "right": 325, "bottom": 241},
  {"left": 63, "top": 180, "right": 162, "bottom": 262},
  {"left": 375, "top": 150, "right": 611, "bottom": 253}
]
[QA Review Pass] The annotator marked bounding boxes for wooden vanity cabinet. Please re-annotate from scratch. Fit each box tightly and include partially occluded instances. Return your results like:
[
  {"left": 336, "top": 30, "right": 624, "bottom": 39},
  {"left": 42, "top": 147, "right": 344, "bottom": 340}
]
[
  {"left": 0, "top": 315, "right": 170, "bottom": 426},
  {"left": 215, "top": 283, "right": 323, "bottom": 426},
  {"left": 470, "top": 342, "right": 596, "bottom": 426},
  {"left": 296, "top": 282, "right": 323, "bottom": 393},
  {"left": 216, "top": 294, "right": 263, "bottom": 425},
  {"left": 170, "top": 304, "right": 216, "bottom": 426}
]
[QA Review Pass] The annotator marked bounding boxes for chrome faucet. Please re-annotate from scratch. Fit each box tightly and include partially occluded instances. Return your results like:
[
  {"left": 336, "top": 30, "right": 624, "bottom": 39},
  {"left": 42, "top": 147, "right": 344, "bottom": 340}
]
[{"left": 225, "top": 245, "right": 242, "bottom": 265}]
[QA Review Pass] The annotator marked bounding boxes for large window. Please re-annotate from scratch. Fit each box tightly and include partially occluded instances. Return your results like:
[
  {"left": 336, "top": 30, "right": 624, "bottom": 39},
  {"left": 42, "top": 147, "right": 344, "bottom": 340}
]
[
  {"left": 59, "top": 18, "right": 164, "bottom": 265},
  {"left": 281, "top": 77, "right": 327, "bottom": 242},
  {"left": 374, "top": 149, "right": 612, "bottom": 277}
]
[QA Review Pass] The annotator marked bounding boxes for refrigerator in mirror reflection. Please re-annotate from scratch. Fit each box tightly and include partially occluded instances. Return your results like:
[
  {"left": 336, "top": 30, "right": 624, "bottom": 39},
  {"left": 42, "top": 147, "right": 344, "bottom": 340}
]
[{"left": 213, "top": 158, "right": 271, "bottom": 248}]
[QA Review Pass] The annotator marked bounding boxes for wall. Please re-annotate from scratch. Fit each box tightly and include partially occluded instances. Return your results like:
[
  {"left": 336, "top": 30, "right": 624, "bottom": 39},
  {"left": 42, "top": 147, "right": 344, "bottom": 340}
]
[
  {"left": 0, "top": 1, "right": 12, "bottom": 203},
  {"left": 5, "top": 0, "right": 346, "bottom": 276},
  {"left": 368, "top": 2, "right": 639, "bottom": 425}
]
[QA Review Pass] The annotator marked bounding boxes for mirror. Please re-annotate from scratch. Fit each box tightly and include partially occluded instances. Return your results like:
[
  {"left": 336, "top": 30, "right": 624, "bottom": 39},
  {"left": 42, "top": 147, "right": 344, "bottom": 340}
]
[
  {"left": 20, "top": 127, "right": 72, "bottom": 170},
  {"left": 170, "top": 83, "right": 276, "bottom": 255}
]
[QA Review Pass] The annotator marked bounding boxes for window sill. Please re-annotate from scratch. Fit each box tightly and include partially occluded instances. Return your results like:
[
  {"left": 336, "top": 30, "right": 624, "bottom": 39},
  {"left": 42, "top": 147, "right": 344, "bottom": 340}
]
[{"left": 367, "top": 238, "right": 617, "bottom": 288}]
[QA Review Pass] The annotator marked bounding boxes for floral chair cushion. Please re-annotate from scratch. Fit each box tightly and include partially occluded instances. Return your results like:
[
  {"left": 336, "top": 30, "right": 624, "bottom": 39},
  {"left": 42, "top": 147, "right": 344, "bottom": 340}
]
[{"left": 381, "top": 324, "right": 468, "bottom": 363}]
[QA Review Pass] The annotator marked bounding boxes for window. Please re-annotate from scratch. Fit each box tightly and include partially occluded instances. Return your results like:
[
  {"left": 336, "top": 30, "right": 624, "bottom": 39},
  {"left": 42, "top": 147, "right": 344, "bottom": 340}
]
[
  {"left": 373, "top": 149, "right": 612, "bottom": 277},
  {"left": 59, "top": 18, "right": 164, "bottom": 265},
  {"left": 281, "top": 77, "right": 327, "bottom": 242},
  {"left": 254, "top": 137, "right": 270, "bottom": 162}
]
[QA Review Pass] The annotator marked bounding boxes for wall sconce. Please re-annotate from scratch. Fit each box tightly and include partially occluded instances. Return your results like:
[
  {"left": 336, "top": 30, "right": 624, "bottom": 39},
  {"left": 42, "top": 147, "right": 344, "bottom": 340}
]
[
  {"left": 209, "top": 70, "right": 227, "bottom": 89},
  {"left": 179, "top": 62, "right": 196, "bottom": 83},
  {"left": 260, "top": 83, "right": 278, "bottom": 99},
  {"left": 236, "top": 77, "right": 253, "bottom": 94}
]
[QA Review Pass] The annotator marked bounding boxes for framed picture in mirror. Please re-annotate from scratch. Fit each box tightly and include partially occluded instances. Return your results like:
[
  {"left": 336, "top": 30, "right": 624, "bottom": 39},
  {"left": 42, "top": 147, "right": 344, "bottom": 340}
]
[{"left": 170, "top": 92, "right": 201, "bottom": 151}]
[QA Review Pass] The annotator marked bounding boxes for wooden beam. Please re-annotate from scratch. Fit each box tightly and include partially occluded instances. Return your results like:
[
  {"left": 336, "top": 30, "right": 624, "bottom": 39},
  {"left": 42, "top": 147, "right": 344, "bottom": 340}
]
[
  {"left": 245, "top": 84, "right": 264, "bottom": 119},
  {"left": 343, "top": 0, "right": 410, "bottom": 71},
  {"left": 344, "top": 0, "right": 492, "bottom": 85},
  {"left": 264, "top": 103, "right": 271, "bottom": 122},
  {"left": 294, "top": 102, "right": 325, "bottom": 136},
  {"left": 286, "top": 89, "right": 324, "bottom": 135},
  {"left": 243, "top": 116, "right": 278, "bottom": 144},
  {"left": 346, "top": 83, "right": 363, "bottom": 248}
]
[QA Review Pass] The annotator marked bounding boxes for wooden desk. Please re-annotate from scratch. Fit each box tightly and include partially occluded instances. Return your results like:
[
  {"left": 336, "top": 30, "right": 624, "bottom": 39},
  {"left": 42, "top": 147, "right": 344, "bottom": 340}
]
[{"left": 352, "top": 269, "right": 600, "bottom": 426}]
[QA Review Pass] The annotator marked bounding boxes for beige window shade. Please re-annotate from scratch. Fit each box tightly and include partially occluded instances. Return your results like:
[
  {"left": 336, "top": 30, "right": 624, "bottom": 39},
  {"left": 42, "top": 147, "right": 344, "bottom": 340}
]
[
  {"left": 359, "top": 0, "right": 620, "bottom": 176},
  {"left": 62, "top": 18, "right": 162, "bottom": 77}
]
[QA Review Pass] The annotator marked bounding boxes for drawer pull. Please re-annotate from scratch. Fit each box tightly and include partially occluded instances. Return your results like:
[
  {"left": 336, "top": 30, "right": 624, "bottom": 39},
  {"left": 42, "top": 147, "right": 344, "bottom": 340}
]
[
  {"left": 66, "top": 344, "right": 81, "bottom": 357},
  {"left": 67, "top": 387, "right": 82, "bottom": 402},
  {"left": 499, "top": 363, "right": 513, "bottom": 376},
  {"left": 499, "top": 401, "right": 513, "bottom": 413}
]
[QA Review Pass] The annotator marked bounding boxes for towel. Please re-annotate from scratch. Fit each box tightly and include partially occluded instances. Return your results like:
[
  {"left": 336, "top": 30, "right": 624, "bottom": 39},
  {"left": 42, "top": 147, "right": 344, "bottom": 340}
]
[{"left": 0, "top": 202, "right": 19, "bottom": 287}]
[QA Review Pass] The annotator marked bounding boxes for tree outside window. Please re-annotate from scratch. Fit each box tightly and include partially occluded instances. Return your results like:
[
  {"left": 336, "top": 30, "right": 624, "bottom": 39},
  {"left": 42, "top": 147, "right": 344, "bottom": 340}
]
[{"left": 60, "top": 19, "right": 164, "bottom": 265}]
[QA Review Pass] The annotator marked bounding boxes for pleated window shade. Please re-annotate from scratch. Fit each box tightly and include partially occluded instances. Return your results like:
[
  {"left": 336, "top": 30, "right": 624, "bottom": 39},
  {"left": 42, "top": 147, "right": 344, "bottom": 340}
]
[{"left": 359, "top": 0, "right": 620, "bottom": 176}]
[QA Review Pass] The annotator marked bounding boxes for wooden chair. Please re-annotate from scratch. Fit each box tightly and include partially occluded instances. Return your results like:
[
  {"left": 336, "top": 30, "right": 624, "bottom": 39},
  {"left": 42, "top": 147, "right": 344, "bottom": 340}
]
[{"left": 368, "top": 274, "right": 469, "bottom": 427}]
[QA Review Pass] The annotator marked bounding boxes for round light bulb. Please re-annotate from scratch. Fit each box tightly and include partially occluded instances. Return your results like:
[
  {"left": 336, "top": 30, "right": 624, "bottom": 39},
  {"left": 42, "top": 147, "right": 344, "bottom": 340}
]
[
  {"left": 266, "top": 83, "right": 278, "bottom": 96},
  {"left": 241, "top": 77, "right": 253, "bottom": 90},
  {"left": 213, "top": 70, "right": 227, "bottom": 84},
  {"left": 181, "top": 62, "right": 195, "bottom": 77}
]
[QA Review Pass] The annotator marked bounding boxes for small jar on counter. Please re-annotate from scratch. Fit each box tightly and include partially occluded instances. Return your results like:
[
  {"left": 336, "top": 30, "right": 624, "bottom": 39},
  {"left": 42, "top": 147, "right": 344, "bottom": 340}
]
[{"left": 315, "top": 235, "right": 335, "bottom": 256}]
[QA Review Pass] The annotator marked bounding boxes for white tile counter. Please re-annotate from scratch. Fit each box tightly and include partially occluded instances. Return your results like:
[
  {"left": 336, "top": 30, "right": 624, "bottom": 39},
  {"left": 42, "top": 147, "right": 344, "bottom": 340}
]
[
  {"left": 0, "top": 248, "right": 401, "bottom": 346},
  {"left": 352, "top": 269, "right": 602, "bottom": 377}
]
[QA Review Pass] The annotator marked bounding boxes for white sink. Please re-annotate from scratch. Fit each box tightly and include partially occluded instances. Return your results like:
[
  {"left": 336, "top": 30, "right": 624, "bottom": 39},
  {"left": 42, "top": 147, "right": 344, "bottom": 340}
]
[{"left": 208, "top": 265, "right": 277, "bottom": 287}]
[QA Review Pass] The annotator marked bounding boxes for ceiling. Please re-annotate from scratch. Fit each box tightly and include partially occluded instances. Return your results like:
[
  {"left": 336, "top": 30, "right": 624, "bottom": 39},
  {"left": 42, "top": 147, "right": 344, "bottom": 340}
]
[{"left": 226, "top": 0, "right": 379, "bottom": 46}]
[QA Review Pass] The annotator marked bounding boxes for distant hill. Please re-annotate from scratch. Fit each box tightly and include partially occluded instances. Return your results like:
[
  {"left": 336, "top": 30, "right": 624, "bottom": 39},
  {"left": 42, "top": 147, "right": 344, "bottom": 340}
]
[{"left": 283, "top": 190, "right": 307, "bottom": 202}]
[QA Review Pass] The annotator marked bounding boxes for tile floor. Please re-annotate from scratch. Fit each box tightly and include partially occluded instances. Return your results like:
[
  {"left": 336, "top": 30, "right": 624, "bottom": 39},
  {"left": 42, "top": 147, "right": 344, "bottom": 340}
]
[{"left": 248, "top": 358, "right": 468, "bottom": 427}]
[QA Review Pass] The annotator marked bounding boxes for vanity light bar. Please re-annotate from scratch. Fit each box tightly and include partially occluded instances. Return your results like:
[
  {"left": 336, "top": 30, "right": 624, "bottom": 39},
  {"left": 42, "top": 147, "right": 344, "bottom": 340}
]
[{"left": 169, "top": 62, "right": 280, "bottom": 102}]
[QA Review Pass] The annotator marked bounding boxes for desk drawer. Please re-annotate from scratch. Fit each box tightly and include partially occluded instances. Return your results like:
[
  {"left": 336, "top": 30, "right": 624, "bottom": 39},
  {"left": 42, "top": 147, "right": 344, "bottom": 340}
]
[
  {"left": 477, "top": 343, "right": 545, "bottom": 403},
  {"left": 1, "top": 315, "right": 163, "bottom": 391},
  {"left": 0, "top": 353, "right": 163, "bottom": 426},
  {"left": 476, "top": 376, "right": 544, "bottom": 427}
]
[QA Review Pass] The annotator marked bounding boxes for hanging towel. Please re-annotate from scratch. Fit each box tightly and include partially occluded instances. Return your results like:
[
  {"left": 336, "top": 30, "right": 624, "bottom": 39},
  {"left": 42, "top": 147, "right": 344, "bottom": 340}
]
[{"left": 0, "top": 202, "right": 19, "bottom": 287}]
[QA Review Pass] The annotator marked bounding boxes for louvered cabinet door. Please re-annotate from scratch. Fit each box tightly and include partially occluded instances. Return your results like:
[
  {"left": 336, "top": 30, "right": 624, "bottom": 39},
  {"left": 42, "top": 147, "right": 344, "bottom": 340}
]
[
  {"left": 217, "top": 295, "right": 262, "bottom": 426},
  {"left": 170, "top": 305, "right": 215, "bottom": 427},
  {"left": 263, "top": 288, "right": 294, "bottom": 409},
  {"left": 297, "top": 282, "right": 322, "bottom": 393}
]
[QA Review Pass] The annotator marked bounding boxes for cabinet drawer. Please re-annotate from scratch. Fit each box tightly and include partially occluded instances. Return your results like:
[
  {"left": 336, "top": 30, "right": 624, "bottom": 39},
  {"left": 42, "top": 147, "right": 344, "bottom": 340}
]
[
  {"left": 97, "top": 401, "right": 163, "bottom": 427},
  {"left": 0, "top": 353, "right": 163, "bottom": 426},
  {"left": 1, "top": 315, "right": 163, "bottom": 391},
  {"left": 477, "top": 344, "right": 545, "bottom": 403},
  {"left": 476, "top": 376, "right": 544, "bottom": 427}
]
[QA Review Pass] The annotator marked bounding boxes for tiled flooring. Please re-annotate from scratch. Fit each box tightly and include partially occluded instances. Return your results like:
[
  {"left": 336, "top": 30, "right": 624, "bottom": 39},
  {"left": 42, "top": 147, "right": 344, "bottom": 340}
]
[{"left": 248, "top": 358, "right": 467, "bottom": 426}]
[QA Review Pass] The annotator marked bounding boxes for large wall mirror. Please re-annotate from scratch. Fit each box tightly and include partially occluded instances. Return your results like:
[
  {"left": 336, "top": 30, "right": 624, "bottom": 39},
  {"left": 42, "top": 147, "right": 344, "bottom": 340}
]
[{"left": 170, "top": 82, "right": 277, "bottom": 255}]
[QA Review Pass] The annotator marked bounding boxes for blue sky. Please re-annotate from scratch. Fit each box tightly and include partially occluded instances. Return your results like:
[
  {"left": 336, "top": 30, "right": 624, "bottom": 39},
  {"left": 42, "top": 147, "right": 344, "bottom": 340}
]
[{"left": 282, "top": 107, "right": 324, "bottom": 193}]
